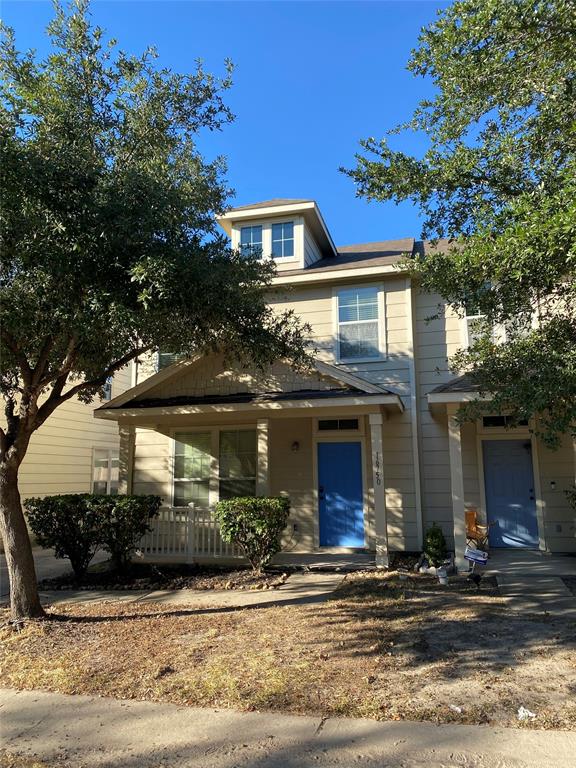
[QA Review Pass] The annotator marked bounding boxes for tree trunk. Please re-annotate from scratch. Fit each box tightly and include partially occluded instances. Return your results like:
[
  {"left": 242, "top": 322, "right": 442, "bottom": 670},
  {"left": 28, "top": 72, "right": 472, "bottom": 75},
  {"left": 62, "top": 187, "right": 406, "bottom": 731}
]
[{"left": 0, "top": 462, "right": 45, "bottom": 620}]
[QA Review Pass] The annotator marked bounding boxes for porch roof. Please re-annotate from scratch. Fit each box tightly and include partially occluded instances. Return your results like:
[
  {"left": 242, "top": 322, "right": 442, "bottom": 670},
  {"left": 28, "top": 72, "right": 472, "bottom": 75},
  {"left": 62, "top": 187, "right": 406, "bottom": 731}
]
[
  {"left": 95, "top": 386, "right": 404, "bottom": 420},
  {"left": 427, "top": 375, "right": 486, "bottom": 405}
]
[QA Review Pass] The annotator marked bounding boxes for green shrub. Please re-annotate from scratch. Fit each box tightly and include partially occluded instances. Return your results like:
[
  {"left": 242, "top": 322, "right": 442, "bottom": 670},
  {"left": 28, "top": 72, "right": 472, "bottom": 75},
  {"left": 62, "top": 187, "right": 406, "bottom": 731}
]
[
  {"left": 214, "top": 496, "right": 290, "bottom": 572},
  {"left": 423, "top": 522, "right": 448, "bottom": 567},
  {"left": 25, "top": 493, "right": 161, "bottom": 578},
  {"left": 25, "top": 494, "right": 102, "bottom": 579},
  {"left": 99, "top": 494, "right": 161, "bottom": 573}
]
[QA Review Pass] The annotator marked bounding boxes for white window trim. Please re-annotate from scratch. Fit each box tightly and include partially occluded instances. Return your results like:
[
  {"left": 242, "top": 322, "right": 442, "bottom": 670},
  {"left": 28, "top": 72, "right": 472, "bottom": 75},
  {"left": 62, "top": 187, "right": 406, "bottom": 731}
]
[
  {"left": 170, "top": 426, "right": 257, "bottom": 509},
  {"left": 332, "top": 284, "right": 387, "bottom": 365},
  {"left": 233, "top": 216, "right": 302, "bottom": 265},
  {"left": 92, "top": 448, "right": 119, "bottom": 494},
  {"left": 313, "top": 416, "right": 365, "bottom": 437}
]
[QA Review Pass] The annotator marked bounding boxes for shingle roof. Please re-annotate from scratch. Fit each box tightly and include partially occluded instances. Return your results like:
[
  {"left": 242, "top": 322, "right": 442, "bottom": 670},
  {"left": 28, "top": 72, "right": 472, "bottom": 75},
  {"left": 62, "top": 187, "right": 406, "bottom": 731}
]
[
  {"left": 106, "top": 387, "right": 396, "bottom": 410},
  {"left": 279, "top": 238, "right": 415, "bottom": 276},
  {"left": 228, "top": 199, "right": 313, "bottom": 212},
  {"left": 429, "top": 375, "right": 481, "bottom": 394}
]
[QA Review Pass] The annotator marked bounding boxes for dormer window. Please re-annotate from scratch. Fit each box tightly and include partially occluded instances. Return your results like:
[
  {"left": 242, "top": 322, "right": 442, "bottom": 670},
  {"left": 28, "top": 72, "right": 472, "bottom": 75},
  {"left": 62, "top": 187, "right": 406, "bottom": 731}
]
[
  {"left": 240, "top": 225, "right": 263, "bottom": 256},
  {"left": 271, "top": 221, "right": 294, "bottom": 258}
]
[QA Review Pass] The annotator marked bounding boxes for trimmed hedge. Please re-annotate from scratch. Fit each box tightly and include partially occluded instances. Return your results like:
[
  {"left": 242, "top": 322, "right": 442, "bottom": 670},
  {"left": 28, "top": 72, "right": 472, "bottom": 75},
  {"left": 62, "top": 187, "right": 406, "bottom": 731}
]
[
  {"left": 25, "top": 493, "right": 161, "bottom": 579},
  {"left": 214, "top": 496, "right": 290, "bottom": 572}
]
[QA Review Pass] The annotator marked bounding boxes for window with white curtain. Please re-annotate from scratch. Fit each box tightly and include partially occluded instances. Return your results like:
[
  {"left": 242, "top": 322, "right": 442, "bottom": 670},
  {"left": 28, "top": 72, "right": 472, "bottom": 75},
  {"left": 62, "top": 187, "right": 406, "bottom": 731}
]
[{"left": 336, "top": 286, "right": 383, "bottom": 361}]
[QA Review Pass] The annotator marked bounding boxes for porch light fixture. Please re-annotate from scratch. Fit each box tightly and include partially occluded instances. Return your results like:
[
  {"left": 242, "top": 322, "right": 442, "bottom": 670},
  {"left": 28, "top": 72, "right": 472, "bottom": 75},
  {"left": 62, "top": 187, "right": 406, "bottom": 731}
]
[{"left": 291, "top": 441, "right": 300, "bottom": 453}]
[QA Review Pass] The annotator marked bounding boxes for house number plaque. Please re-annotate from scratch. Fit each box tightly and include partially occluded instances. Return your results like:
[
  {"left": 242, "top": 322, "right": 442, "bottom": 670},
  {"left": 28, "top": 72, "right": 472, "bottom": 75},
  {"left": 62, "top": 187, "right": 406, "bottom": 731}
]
[{"left": 374, "top": 450, "right": 382, "bottom": 486}]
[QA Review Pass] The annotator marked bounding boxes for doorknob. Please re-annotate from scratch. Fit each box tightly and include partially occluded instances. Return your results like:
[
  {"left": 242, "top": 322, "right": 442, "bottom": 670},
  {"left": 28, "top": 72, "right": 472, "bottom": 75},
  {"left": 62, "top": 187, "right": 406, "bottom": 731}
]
[
  {"left": 319, "top": 486, "right": 325, "bottom": 500},
  {"left": 529, "top": 487, "right": 535, "bottom": 500}
]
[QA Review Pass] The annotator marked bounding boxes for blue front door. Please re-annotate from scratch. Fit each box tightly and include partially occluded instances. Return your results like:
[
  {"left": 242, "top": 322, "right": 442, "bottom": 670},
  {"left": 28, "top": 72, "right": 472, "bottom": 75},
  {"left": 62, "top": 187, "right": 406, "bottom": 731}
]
[
  {"left": 318, "top": 442, "right": 364, "bottom": 547},
  {"left": 483, "top": 440, "right": 538, "bottom": 548}
]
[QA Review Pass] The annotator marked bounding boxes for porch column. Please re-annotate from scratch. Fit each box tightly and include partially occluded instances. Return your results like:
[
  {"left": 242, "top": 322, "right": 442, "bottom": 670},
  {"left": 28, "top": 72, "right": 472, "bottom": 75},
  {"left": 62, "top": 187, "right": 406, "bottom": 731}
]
[
  {"left": 118, "top": 423, "right": 135, "bottom": 495},
  {"left": 447, "top": 404, "right": 467, "bottom": 572},
  {"left": 369, "top": 413, "right": 389, "bottom": 568},
  {"left": 256, "top": 418, "right": 270, "bottom": 496}
]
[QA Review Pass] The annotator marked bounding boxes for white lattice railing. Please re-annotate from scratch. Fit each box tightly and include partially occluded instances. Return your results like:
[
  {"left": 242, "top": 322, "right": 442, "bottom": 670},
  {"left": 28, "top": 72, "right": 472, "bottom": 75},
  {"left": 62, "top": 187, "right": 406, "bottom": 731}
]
[{"left": 139, "top": 506, "right": 243, "bottom": 561}]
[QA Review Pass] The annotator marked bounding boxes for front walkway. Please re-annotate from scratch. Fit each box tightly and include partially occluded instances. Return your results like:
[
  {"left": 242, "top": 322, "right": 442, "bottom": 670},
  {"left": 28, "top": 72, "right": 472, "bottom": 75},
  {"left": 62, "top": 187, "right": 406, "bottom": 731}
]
[
  {"left": 485, "top": 550, "right": 576, "bottom": 618},
  {"left": 2, "top": 688, "right": 575, "bottom": 768},
  {"left": 28, "top": 571, "right": 344, "bottom": 609}
]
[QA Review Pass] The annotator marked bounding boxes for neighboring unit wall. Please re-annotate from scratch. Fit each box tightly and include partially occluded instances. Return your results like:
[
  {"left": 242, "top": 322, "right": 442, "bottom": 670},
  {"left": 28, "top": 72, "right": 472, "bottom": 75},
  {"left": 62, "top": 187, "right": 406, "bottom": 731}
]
[
  {"left": 415, "top": 291, "right": 463, "bottom": 548},
  {"left": 537, "top": 433, "right": 576, "bottom": 552},
  {"left": 15, "top": 365, "right": 132, "bottom": 501}
]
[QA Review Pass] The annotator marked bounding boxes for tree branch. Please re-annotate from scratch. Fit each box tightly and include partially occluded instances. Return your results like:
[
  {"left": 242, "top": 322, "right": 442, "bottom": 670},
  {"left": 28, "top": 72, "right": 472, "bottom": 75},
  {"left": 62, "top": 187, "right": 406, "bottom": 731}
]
[
  {"left": 34, "top": 345, "right": 151, "bottom": 430},
  {"left": 1, "top": 330, "right": 33, "bottom": 387}
]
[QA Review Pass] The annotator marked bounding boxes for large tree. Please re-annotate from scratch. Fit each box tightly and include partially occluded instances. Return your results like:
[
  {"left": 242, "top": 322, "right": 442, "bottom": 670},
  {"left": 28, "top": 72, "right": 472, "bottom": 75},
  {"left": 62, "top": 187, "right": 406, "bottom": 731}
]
[
  {"left": 0, "top": 1, "right": 309, "bottom": 620},
  {"left": 344, "top": 0, "right": 576, "bottom": 446}
]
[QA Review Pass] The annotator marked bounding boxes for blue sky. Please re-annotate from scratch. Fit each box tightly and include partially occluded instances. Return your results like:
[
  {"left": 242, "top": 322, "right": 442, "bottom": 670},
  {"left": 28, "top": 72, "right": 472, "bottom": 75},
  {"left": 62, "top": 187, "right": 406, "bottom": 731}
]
[{"left": 3, "top": 1, "right": 448, "bottom": 245}]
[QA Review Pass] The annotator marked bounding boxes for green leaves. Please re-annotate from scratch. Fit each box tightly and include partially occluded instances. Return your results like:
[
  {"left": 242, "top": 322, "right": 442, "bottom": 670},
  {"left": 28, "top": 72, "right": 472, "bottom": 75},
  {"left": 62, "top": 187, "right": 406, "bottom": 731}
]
[
  {"left": 214, "top": 496, "right": 291, "bottom": 572},
  {"left": 0, "top": 1, "right": 311, "bottom": 446},
  {"left": 343, "top": 0, "right": 576, "bottom": 446}
]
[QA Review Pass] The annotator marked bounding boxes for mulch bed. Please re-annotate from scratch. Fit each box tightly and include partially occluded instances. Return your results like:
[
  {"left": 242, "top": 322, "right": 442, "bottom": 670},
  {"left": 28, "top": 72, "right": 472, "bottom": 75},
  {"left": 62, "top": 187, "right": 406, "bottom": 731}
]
[{"left": 38, "top": 562, "right": 289, "bottom": 592}]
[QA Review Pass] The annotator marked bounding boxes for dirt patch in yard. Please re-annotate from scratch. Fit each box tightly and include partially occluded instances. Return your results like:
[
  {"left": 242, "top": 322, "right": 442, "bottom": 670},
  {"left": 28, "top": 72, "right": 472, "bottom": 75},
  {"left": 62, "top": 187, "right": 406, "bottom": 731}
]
[
  {"left": 0, "top": 752, "right": 51, "bottom": 768},
  {"left": 38, "top": 562, "right": 289, "bottom": 592},
  {"left": 1, "top": 571, "right": 575, "bottom": 730}
]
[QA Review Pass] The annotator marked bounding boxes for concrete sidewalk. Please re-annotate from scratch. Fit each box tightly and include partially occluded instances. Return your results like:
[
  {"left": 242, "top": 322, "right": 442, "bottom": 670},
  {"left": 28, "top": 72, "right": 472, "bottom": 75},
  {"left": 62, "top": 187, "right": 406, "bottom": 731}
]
[
  {"left": 2, "top": 688, "right": 575, "bottom": 768},
  {"left": 28, "top": 571, "right": 344, "bottom": 609}
]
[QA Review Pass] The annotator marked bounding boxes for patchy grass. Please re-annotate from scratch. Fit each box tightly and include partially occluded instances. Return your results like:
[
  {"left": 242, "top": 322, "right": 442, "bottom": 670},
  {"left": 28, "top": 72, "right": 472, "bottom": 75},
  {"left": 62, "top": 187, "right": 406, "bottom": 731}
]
[
  {"left": 1, "top": 572, "right": 575, "bottom": 729},
  {"left": 0, "top": 752, "right": 52, "bottom": 768}
]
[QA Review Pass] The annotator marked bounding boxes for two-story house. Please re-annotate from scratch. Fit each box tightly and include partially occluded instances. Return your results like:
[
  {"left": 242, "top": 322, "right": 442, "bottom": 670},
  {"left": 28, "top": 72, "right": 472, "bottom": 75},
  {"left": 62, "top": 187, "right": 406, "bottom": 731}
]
[{"left": 95, "top": 199, "right": 576, "bottom": 568}]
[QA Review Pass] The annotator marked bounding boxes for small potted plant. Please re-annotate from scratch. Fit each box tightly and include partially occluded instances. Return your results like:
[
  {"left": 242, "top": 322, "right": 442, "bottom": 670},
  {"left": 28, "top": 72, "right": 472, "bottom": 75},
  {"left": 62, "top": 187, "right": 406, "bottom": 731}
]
[{"left": 423, "top": 523, "right": 448, "bottom": 584}]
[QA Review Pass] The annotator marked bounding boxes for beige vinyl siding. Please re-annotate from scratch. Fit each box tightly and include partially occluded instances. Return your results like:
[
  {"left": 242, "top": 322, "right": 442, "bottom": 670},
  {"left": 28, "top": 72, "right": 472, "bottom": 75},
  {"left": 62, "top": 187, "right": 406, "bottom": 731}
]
[
  {"left": 304, "top": 226, "right": 322, "bottom": 268},
  {"left": 415, "top": 292, "right": 463, "bottom": 547},
  {"left": 11, "top": 365, "right": 132, "bottom": 501},
  {"left": 537, "top": 433, "right": 576, "bottom": 552},
  {"left": 269, "top": 418, "right": 315, "bottom": 551},
  {"left": 269, "top": 277, "right": 411, "bottom": 395}
]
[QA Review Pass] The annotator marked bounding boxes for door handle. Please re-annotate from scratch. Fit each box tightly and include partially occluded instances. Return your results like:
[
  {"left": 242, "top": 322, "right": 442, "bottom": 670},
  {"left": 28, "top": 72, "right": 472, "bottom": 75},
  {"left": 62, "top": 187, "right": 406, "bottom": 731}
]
[
  {"left": 319, "top": 486, "right": 325, "bottom": 500},
  {"left": 529, "top": 488, "right": 535, "bottom": 501}
]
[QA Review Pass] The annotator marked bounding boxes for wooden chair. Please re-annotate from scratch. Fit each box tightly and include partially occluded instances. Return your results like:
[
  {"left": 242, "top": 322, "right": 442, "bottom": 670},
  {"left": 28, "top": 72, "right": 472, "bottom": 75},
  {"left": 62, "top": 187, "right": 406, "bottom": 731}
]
[{"left": 466, "top": 508, "right": 491, "bottom": 549}]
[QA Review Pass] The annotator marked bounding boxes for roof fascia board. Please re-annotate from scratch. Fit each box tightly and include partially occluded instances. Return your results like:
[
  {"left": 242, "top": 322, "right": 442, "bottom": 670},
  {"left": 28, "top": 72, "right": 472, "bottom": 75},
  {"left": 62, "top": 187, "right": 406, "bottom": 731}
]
[
  {"left": 102, "top": 355, "right": 200, "bottom": 409},
  {"left": 314, "top": 360, "right": 386, "bottom": 394},
  {"left": 95, "top": 393, "right": 404, "bottom": 420},
  {"left": 427, "top": 391, "right": 487, "bottom": 404},
  {"left": 272, "top": 264, "right": 408, "bottom": 286}
]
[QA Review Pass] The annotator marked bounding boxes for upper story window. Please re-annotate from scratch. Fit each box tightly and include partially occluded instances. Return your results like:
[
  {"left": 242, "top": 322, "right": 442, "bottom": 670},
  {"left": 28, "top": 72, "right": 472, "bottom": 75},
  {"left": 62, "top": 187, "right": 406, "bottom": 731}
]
[
  {"left": 271, "top": 221, "right": 294, "bottom": 258},
  {"left": 158, "top": 351, "right": 182, "bottom": 370},
  {"left": 102, "top": 376, "right": 113, "bottom": 401},
  {"left": 336, "top": 286, "right": 384, "bottom": 362},
  {"left": 240, "top": 225, "right": 263, "bottom": 257}
]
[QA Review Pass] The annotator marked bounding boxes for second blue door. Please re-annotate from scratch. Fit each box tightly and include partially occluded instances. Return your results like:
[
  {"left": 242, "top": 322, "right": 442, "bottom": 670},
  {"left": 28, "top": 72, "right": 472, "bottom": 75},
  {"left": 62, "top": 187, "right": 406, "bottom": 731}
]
[
  {"left": 318, "top": 442, "right": 364, "bottom": 547},
  {"left": 483, "top": 440, "right": 538, "bottom": 548}
]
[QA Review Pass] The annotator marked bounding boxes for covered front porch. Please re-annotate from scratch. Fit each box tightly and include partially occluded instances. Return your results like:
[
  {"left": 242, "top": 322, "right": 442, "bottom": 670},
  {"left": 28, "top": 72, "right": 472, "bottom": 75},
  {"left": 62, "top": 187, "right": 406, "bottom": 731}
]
[
  {"left": 96, "top": 355, "right": 406, "bottom": 567},
  {"left": 428, "top": 376, "right": 576, "bottom": 568}
]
